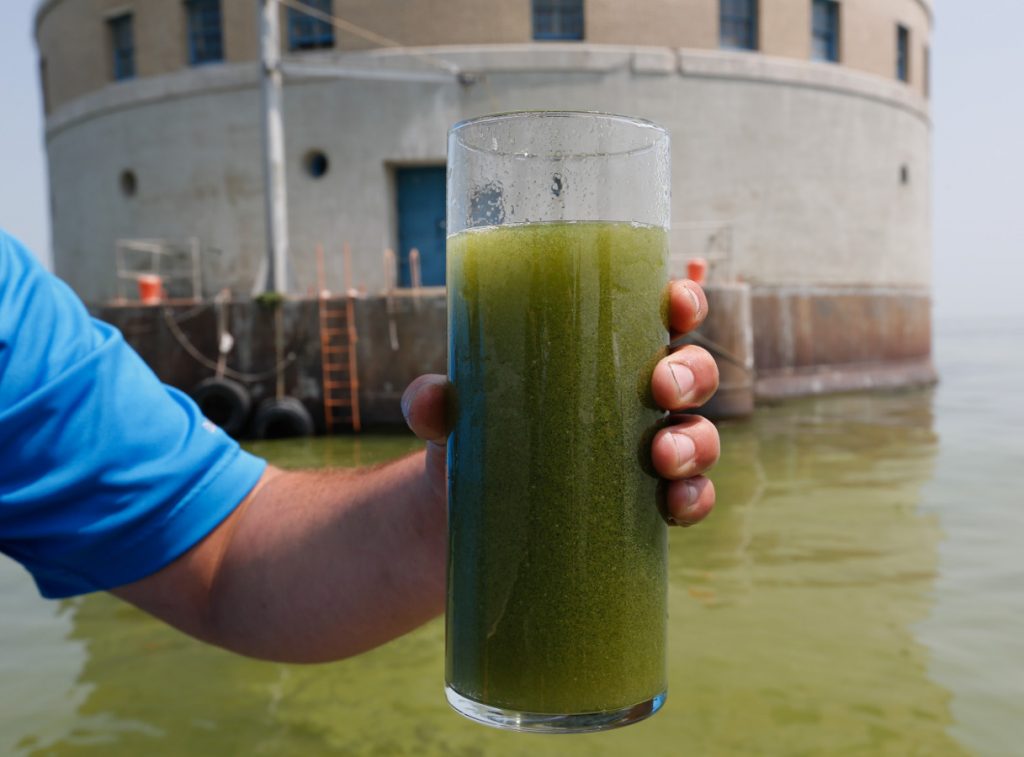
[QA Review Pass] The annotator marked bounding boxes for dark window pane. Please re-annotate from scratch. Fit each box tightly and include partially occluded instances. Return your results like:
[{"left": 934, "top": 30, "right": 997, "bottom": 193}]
[
  {"left": 288, "top": 0, "right": 335, "bottom": 51},
  {"left": 109, "top": 14, "right": 134, "bottom": 81},
  {"left": 897, "top": 25, "right": 910, "bottom": 82},
  {"left": 812, "top": 0, "right": 839, "bottom": 63},
  {"left": 532, "top": 0, "right": 584, "bottom": 41},
  {"left": 720, "top": 0, "right": 758, "bottom": 51},
  {"left": 186, "top": 0, "right": 224, "bottom": 65}
]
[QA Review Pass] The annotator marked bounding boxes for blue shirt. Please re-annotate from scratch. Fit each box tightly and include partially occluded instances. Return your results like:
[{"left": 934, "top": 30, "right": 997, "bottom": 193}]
[{"left": 0, "top": 231, "right": 266, "bottom": 598}]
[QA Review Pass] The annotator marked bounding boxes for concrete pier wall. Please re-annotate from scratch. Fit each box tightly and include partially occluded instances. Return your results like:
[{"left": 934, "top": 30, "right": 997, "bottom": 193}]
[
  {"left": 751, "top": 287, "right": 936, "bottom": 399},
  {"left": 99, "top": 282, "right": 935, "bottom": 434},
  {"left": 99, "top": 295, "right": 447, "bottom": 432}
]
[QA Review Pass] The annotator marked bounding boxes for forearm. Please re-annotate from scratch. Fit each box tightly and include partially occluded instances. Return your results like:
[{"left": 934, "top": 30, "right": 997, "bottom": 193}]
[
  {"left": 209, "top": 453, "right": 446, "bottom": 662},
  {"left": 114, "top": 451, "right": 447, "bottom": 663}
]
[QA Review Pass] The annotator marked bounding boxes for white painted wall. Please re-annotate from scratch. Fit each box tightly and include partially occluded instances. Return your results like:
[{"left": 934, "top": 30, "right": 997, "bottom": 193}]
[{"left": 45, "top": 46, "right": 931, "bottom": 303}]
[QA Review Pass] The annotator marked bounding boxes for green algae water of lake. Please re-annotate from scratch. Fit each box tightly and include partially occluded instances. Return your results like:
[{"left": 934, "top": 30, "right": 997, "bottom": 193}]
[
  {"left": 2, "top": 319, "right": 1023, "bottom": 755},
  {"left": 446, "top": 221, "right": 668, "bottom": 718}
]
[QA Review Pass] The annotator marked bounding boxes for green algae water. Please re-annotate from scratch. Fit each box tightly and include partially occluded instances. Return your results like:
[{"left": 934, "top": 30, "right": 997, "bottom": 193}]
[
  {"left": 445, "top": 221, "right": 670, "bottom": 716},
  {"left": 4, "top": 321, "right": 1024, "bottom": 755}
]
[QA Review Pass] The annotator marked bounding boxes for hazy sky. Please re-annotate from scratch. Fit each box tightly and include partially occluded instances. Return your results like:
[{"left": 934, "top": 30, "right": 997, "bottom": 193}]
[{"left": 1, "top": 1, "right": 1022, "bottom": 319}]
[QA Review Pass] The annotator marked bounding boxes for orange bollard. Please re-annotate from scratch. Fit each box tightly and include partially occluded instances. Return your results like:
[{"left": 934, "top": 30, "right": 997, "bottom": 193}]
[
  {"left": 137, "top": 274, "right": 164, "bottom": 305},
  {"left": 687, "top": 257, "right": 708, "bottom": 285}
]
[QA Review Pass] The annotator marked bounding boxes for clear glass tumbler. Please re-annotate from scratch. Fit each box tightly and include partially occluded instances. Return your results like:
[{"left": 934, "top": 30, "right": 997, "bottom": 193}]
[{"left": 445, "top": 111, "right": 671, "bottom": 733}]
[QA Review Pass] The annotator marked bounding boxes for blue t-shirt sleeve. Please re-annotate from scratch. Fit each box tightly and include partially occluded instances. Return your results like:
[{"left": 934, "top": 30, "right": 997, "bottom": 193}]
[{"left": 0, "top": 231, "right": 267, "bottom": 598}]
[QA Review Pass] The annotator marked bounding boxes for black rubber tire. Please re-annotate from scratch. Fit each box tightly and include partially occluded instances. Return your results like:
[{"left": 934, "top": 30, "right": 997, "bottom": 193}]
[
  {"left": 252, "top": 396, "right": 315, "bottom": 439},
  {"left": 191, "top": 377, "right": 252, "bottom": 437}
]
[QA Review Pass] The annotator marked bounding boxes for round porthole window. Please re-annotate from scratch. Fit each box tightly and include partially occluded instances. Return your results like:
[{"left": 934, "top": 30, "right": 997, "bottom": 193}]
[
  {"left": 304, "top": 150, "right": 329, "bottom": 179},
  {"left": 120, "top": 169, "right": 137, "bottom": 197}
]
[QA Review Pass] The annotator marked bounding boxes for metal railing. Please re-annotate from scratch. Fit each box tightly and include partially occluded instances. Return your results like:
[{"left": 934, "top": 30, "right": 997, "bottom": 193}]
[
  {"left": 114, "top": 238, "right": 203, "bottom": 303},
  {"left": 671, "top": 221, "right": 736, "bottom": 282}
]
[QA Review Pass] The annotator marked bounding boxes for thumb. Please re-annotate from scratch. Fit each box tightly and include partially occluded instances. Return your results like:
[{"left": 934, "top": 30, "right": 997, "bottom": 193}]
[{"left": 401, "top": 374, "right": 450, "bottom": 444}]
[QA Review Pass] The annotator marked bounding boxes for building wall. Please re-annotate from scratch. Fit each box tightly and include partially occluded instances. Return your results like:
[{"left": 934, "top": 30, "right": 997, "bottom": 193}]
[
  {"left": 36, "top": 0, "right": 936, "bottom": 403},
  {"left": 43, "top": 46, "right": 930, "bottom": 303},
  {"left": 45, "top": 71, "right": 269, "bottom": 298},
  {"left": 223, "top": 0, "right": 260, "bottom": 64},
  {"left": 844, "top": 0, "right": 930, "bottom": 85},
  {"left": 36, "top": 0, "right": 933, "bottom": 112},
  {"left": 760, "top": 0, "right": 811, "bottom": 59},
  {"left": 586, "top": 0, "right": 715, "bottom": 49},
  {"left": 136, "top": 0, "right": 186, "bottom": 78}
]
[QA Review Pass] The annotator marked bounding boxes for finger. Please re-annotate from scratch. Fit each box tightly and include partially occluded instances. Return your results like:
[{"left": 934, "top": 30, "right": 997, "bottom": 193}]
[
  {"left": 669, "top": 279, "right": 709, "bottom": 338},
  {"left": 651, "top": 344, "right": 720, "bottom": 411},
  {"left": 664, "top": 476, "right": 715, "bottom": 527},
  {"left": 650, "top": 415, "right": 721, "bottom": 480},
  {"left": 400, "top": 374, "right": 449, "bottom": 444}
]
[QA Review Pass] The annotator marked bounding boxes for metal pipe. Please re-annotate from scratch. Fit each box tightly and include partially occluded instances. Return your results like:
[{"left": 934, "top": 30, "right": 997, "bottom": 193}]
[{"left": 259, "top": 0, "right": 289, "bottom": 294}]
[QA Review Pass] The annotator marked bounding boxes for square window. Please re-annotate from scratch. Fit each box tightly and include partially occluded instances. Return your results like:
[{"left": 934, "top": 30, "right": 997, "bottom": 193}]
[
  {"left": 720, "top": 0, "right": 758, "bottom": 51},
  {"left": 288, "top": 0, "right": 335, "bottom": 51},
  {"left": 186, "top": 0, "right": 224, "bottom": 65},
  {"left": 532, "top": 0, "right": 584, "bottom": 41}
]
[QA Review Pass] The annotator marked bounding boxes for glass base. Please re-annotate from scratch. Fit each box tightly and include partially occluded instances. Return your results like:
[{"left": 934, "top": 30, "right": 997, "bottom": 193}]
[{"left": 445, "top": 686, "right": 666, "bottom": 734}]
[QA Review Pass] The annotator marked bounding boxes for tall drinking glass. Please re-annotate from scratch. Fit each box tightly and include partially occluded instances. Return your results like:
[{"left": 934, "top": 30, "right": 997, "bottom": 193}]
[{"left": 445, "top": 112, "right": 671, "bottom": 733}]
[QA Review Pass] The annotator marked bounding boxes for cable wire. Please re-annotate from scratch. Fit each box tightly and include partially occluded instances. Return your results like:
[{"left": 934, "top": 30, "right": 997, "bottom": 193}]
[
  {"left": 162, "top": 307, "right": 296, "bottom": 382},
  {"left": 277, "top": 0, "right": 460, "bottom": 74}
]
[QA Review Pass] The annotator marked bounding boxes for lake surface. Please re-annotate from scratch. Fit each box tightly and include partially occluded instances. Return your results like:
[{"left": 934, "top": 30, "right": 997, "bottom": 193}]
[{"left": 2, "top": 320, "right": 1021, "bottom": 755}]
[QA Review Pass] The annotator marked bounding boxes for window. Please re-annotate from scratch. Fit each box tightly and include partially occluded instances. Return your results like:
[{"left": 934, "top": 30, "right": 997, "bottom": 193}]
[
  {"left": 897, "top": 24, "right": 910, "bottom": 82},
  {"left": 109, "top": 13, "right": 135, "bottom": 81},
  {"left": 532, "top": 0, "right": 584, "bottom": 41},
  {"left": 186, "top": 0, "right": 223, "bottom": 65},
  {"left": 720, "top": 0, "right": 758, "bottom": 51},
  {"left": 812, "top": 0, "right": 840, "bottom": 63},
  {"left": 288, "top": 0, "right": 335, "bottom": 51}
]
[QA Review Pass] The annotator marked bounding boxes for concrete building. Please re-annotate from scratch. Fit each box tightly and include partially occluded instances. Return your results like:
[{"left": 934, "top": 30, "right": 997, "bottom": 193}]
[{"left": 35, "top": 0, "right": 935, "bottom": 408}]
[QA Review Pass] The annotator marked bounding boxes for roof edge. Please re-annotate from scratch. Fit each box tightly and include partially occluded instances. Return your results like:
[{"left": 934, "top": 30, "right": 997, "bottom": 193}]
[{"left": 33, "top": 0, "right": 65, "bottom": 38}]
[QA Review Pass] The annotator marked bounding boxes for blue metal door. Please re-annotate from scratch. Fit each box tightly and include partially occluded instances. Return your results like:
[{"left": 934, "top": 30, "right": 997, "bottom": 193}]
[{"left": 396, "top": 166, "right": 446, "bottom": 287}]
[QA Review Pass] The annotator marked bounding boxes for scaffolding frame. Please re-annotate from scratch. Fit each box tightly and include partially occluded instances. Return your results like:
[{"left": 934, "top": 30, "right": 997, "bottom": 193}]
[{"left": 114, "top": 238, "right": 203, "bottom": 303}]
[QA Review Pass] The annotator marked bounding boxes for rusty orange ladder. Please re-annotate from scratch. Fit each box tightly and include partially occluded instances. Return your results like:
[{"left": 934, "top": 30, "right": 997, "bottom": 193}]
[{"left": 317, "top": 244, "right": 361, "bottom": 433}]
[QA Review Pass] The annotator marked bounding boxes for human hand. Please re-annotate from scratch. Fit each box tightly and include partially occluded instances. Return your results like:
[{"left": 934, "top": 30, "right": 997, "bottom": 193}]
[
  {"left": 649, "top": 279, "right": 719, "bottom": 525},
  {"left": 401, "top": 278, "right": 720, "bottom": 526}
]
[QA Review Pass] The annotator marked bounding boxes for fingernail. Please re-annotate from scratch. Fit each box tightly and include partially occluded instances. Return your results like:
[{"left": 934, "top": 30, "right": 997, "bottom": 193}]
[
  {"left": 672, "top": 432, "right": 696, "bottom": 468},
  {"left": 683, "top": 283, "right": 702, "bottom": 319},
  {"left": 679, "top": 482, "right": 702, "bottom": 524},
  {"left": 669, "top": 363, "right": 695, "bottom": 402},
  {"left": 400, "top": 387, "right": 416, "bottom": 424}
]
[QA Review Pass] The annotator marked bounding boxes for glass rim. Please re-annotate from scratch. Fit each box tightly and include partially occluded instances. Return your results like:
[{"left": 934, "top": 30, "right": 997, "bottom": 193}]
[{"left": 449, "top": 111, "right": 669, "bottom": 159}]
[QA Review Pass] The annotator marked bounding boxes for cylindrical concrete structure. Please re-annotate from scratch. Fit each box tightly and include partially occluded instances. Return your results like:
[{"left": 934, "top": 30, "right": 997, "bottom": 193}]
[{"left": 36, "top": 0, "right": 935, "bottom": 397}]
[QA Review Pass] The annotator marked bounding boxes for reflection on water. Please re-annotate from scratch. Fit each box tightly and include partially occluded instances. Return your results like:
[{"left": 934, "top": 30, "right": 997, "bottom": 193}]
[
  {"left": 917, "top": 320, "right": 1024, "bottom": 757},
  {"left": 244, "top": 434, "right": 424, "bottom": 471},
  {"left": 6, "top": 320, "right": 1024, "bottom": 755},
  {"left": 674, "top": 393, "right": 958, "bottom": 756},
  {"left": 6, "top": 391, "right": 979, "bottom": 757}
]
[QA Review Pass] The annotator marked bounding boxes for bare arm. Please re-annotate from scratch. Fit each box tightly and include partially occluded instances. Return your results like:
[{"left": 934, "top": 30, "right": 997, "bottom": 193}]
[
  {"left": 113, "top": 452, "right": 446, "bottom": 663},
  {"left": 112, "top": 279, "right": 719, "bottom": 663}
]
